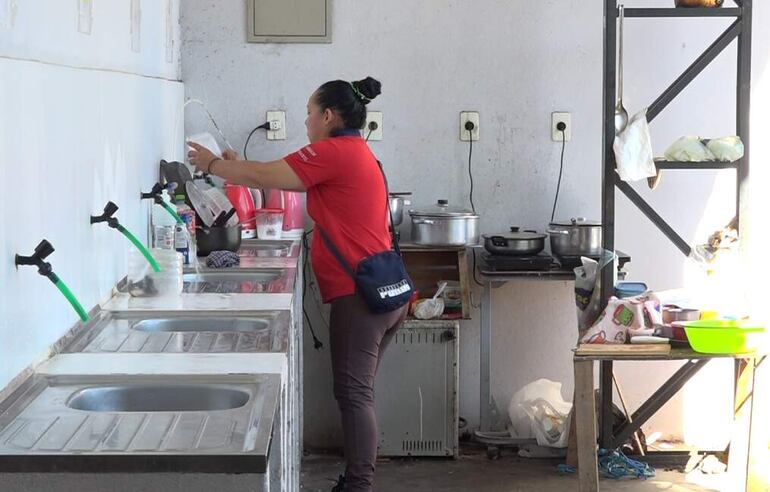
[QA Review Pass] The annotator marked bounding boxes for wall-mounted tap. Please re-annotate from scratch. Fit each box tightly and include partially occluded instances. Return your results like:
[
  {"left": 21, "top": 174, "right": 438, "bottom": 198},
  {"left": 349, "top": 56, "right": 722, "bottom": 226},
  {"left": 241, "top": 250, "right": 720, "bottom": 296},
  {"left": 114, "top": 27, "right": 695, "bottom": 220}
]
[
  {"left": 15, "top": 240, "right": 90, "bottom": 322},
  {"left": 140, "top": 183, "right": 183, "bottom": 224},
  {"left": 91, "top": 201, "right": 160, "bottom": 273}
]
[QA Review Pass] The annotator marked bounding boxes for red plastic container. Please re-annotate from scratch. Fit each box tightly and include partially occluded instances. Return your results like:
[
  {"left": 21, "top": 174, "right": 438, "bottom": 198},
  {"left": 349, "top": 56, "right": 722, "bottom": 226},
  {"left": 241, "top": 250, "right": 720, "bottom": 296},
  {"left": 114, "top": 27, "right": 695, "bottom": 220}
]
[{"left": 225, "top": 184, "right": 256, "bottom": 239}]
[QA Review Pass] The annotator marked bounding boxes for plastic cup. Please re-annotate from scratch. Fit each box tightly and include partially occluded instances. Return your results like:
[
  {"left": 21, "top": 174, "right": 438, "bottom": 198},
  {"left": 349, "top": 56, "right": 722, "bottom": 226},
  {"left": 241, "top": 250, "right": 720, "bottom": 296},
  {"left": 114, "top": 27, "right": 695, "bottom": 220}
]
[{"left": 255, "top": 208, "right": 284, "bottom": 240}]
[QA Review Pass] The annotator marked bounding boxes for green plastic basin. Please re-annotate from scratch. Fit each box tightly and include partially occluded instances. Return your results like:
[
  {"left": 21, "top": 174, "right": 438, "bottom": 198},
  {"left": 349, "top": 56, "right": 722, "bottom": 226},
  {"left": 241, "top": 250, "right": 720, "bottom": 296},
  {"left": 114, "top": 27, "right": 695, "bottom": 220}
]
[{"left": 684, "top": 319, "right": 765, "bottom": 355}]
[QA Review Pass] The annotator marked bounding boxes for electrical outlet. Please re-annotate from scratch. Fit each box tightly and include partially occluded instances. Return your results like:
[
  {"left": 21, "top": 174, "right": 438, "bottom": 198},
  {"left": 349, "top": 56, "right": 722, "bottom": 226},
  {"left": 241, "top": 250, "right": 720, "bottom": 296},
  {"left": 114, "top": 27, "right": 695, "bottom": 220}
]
[
  {"left": 460, "top": 111, "right": 479, "bottom": 141},
  {"left": 551, "top": 112, "right": 571, "bottom": 142},
  {"left": 266, "top": 111, "right": 286, "bottom": 140},
  {"left": 364, "top": 111, "right": 383, "bottom": 141},
  {"left": 78, "top": 0, "right": 92, "bottom": 34}
]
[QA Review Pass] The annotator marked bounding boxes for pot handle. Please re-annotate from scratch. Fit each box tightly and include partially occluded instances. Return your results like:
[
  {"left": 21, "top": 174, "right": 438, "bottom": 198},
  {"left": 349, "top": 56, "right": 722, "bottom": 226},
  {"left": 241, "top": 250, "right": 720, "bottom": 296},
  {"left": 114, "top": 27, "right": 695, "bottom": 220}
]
[
  {"left": 490, "top": 236, "right": 508, "bottom": 247},
  {"left": 413, "top": 219, "right": 436, "bottom": 225},
  {"left": 547, "top": 229, "right": 569, "bottom": 235}
]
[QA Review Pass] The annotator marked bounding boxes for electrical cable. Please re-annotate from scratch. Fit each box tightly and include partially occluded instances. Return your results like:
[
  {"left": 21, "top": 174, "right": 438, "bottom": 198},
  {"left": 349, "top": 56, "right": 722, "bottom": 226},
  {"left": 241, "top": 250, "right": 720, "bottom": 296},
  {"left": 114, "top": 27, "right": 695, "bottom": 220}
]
[
  {"left": 243, "top": 122, "right": 270, "bottom": 160},
  {"left": 468, "top": 128, "right": 476, "bottom": 214},
  {"left": 302, "top": 230, "right": 324, "bottom": 350},
  {"left": 471, "top": 248, "right": 484, "bottom": 287},
  {"left": 550, "top": 128, "right": 567, "bottom": 223},
  {"left": 365, "top": 120, "right": 378, "bottom": 142}
]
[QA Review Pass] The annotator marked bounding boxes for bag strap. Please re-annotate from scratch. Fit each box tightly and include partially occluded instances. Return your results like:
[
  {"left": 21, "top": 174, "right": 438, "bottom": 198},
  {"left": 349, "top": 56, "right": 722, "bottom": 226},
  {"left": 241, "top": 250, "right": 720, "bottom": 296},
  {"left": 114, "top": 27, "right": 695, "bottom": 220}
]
[
  {"left": 317, "top": 228, "right": 356, "bottom": 280},
  {"left": 316, "top": 158, "right": 401, "bottom": 280},
  {"left": 376, "top": 160, "right": 402, "bottom": 257}
]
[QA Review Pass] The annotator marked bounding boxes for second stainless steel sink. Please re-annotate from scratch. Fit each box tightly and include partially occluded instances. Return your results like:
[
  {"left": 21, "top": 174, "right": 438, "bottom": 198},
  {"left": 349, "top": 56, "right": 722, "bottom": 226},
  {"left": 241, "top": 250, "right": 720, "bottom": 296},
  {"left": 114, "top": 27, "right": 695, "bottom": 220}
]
[
  {"left": 240, "top": 239, "right": 299, "bottom": 258},
  {"left": 0, "top": 374, "right": 280, "bottom": 473},
  {"left": 63, "top": 312, "right": 290, "bottom": 354},
  {"left": 182, "top": 269, "right": 293, "bottom": 294},
  {"left": 66, "top": 385, "right": 250, "bottom": 412},
  {"left": 134, "top": 318, "right": 270, "bottom": 333}
]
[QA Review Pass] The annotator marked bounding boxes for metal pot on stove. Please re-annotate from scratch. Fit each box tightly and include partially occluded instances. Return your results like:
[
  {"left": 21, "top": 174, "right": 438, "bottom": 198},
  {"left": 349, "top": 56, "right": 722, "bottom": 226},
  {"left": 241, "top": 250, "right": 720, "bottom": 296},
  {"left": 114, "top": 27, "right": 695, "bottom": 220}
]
[
  {"left": 483, "top": 228, "right": 546, "bottom": 256},
  {"left": 547, "top": 217, "right": 602, "bottom": 257}
]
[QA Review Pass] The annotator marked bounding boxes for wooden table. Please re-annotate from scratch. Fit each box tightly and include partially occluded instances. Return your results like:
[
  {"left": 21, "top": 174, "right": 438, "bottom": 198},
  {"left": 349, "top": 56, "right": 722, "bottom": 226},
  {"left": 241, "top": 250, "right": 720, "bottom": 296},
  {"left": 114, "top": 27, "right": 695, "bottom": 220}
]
[{"left": 572, "top": 347, "right": 767, "bottom": 491}]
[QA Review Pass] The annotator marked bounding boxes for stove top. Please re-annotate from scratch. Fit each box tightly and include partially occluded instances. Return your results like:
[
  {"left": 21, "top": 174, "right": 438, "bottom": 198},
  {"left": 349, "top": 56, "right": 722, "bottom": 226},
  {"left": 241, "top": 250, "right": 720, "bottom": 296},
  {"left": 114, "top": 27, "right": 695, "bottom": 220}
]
[{"left": 480, "top": 252, "right": 556, "bottom": 272}]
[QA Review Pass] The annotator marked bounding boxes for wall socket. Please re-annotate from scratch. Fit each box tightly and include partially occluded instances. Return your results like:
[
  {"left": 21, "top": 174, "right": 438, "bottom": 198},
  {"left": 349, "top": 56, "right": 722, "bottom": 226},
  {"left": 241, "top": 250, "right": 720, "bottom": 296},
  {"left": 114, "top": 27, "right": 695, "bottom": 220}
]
[
  {"left": 266, "top": 111, "right": 286, "bottom": 140},
  {"left": 364, "top": 111, "right": 383, "bottom": 141},
  {"left": 551, "top": 112, "right": 571, "bottom": 142},
  {"left": 460, "top": 111, "right": 479, "bottom": 141}
]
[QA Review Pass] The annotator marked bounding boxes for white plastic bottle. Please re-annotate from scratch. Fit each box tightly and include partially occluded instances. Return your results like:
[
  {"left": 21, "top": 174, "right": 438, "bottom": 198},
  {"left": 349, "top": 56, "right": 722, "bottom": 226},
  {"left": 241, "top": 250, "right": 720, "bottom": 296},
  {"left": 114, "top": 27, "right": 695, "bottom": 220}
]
[
  {"left": 151, "top": 190, "right": 176, "bottom": 250},
  {"left": 175, "top": 202, "right": 195, "bottom": 264}
]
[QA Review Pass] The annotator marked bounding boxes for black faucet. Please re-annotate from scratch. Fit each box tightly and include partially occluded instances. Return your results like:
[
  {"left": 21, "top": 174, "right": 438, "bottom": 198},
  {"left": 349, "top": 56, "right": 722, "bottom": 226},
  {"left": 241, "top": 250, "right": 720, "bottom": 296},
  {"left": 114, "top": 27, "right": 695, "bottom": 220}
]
[
  {"left": 90, "top": 201, "right": 121, "bottom": 230},
  {"left": 141, "top": 182, "right": 178, "bottom": 206},
  {"left": 15, "top": 239, "right": 55, "bottom": 279}
]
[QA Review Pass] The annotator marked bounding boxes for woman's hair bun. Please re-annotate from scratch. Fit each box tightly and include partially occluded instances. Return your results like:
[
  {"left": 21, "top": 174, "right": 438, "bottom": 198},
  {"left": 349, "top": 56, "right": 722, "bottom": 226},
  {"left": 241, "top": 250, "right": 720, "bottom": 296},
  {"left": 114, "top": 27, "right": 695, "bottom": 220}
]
[{"left": 354, "top": 76, "right": 381, "bottom": 103}]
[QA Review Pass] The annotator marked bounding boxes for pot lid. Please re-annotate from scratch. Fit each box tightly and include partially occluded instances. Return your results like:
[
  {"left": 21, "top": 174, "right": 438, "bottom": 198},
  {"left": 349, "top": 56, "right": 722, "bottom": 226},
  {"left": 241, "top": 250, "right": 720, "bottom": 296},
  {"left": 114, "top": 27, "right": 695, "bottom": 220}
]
[
  {"left": 409, "top": 199, "right": 478, "bottom": 218},
  {"left": 550, "top": 217, "right": 601, "bottom": 227}
]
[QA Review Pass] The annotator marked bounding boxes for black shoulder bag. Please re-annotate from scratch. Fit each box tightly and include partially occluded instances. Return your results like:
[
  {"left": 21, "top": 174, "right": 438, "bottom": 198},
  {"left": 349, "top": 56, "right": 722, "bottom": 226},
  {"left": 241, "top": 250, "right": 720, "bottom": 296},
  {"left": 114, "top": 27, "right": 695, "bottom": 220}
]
[{"left": 318, "top": 161, "right": 414, "bottom": 314}]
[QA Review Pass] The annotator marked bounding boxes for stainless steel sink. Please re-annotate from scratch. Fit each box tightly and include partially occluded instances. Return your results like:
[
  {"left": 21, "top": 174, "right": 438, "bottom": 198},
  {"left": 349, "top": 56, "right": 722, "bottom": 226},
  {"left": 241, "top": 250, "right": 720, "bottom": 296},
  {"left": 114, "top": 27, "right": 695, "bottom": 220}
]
[
  {"left": 67, "top": 385, "right": 250, "bottom": 412},
  {"left": 240, "top": 239, "right": 299, "bottom": 259},
  {"left": 182, "top": 270, "right": 292, "bottom": 294},
  {"left": 134, "top": 318, "right": 270, "bottom": 333},
  {"left": 0, "top": 374, "right": 280, "bottom": 472},
  {"left": 63, "top": 312, "right": 290, "bottom": 354}
]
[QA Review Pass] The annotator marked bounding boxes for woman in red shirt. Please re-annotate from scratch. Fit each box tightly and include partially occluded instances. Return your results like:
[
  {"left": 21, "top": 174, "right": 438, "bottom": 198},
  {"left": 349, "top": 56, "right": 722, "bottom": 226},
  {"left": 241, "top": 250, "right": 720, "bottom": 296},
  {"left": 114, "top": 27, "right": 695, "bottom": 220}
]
[{"left": 189, "top": 77, "right": 407, "bottom": 492}]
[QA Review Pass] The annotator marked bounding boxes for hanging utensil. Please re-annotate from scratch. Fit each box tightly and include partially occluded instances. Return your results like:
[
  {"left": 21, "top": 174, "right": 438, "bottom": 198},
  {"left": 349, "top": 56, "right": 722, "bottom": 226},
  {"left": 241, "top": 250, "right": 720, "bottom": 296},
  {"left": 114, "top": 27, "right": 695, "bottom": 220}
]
[{"left": 614, "top": 4, "right": 629, "bottom": 134}]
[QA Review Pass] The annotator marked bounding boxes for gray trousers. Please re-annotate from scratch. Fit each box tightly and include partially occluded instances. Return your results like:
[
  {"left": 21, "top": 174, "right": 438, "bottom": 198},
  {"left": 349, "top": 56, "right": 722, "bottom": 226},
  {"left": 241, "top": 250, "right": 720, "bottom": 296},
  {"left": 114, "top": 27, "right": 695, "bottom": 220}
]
[{"left": 329, "top": 294, "right": 407, "bottom": 492}]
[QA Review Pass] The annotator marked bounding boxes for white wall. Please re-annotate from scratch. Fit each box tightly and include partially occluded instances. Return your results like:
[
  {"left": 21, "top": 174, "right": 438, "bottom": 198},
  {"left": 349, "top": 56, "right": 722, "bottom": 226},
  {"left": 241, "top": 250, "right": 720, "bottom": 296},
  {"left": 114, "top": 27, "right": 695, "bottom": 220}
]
[
  {"left": 0, "top": 0, "right": 184, "bottom": 391},
  {"left": 180, "top": 0, "right": 766, "bottom": 448}
]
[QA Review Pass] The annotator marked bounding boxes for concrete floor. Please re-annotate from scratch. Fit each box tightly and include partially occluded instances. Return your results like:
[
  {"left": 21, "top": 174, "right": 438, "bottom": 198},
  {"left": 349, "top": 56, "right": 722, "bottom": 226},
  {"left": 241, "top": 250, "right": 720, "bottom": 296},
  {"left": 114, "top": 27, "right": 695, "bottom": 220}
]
[{"left": 301, "top": 447, "right": 722, "bottom": 492}]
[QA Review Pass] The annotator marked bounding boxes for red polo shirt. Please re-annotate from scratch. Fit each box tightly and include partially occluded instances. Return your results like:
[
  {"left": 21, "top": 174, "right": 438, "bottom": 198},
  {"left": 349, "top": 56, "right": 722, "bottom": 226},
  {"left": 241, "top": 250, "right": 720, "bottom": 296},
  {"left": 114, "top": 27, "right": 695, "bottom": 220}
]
[{"left": 284, "top": 135, "right": 391, "bottom": 303}]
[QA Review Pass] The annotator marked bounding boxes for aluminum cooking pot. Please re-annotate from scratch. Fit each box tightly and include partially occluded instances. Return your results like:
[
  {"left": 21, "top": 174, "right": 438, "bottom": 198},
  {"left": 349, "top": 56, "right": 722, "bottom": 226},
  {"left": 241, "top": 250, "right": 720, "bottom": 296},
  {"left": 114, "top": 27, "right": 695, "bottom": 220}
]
[
  {"left": 409, "top": 200, "right": 479, "bottom": 246},
  {"left": 388, "top": 192, "right": 412, "bottom": 227},
  {"left": 547, "top": 217, "right": 602, "bottom": 257},
  {"left": 483, "top": 227, "right": 546, "bottom": 256}
]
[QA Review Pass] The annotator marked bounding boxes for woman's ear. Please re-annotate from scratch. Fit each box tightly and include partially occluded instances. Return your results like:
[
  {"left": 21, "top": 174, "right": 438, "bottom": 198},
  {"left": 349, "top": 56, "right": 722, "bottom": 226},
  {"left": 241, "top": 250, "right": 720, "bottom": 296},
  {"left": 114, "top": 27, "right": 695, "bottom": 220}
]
[{"left": 322, "top": 108, "right": 335, "bottom": 124}]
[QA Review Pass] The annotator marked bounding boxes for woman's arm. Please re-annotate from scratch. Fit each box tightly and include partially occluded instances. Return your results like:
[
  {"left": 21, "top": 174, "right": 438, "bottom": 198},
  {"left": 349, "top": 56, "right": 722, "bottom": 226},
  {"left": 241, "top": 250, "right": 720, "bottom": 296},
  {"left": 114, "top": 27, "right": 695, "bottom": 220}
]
[{"left": 187, "top": 142, "right": 306, "bottom": 192}]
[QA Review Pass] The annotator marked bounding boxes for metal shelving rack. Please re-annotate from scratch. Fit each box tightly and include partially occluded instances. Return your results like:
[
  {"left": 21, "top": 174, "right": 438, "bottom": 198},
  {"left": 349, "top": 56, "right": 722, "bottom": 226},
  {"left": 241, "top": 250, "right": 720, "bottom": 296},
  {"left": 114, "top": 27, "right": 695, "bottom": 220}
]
[{"left": 598, "top": 0, "right": 752, "bottom": 451}]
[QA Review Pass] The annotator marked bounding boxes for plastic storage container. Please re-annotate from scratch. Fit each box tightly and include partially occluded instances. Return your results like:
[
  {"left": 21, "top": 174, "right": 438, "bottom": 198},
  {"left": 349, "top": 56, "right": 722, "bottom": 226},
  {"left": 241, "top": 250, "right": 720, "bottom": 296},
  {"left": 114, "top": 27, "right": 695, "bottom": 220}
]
[
  {"left": 255, "top": 209, "right": 284, "bottom": 240},
  {"left": 126, "top": 248, "right": 183, "bottom": 297}
]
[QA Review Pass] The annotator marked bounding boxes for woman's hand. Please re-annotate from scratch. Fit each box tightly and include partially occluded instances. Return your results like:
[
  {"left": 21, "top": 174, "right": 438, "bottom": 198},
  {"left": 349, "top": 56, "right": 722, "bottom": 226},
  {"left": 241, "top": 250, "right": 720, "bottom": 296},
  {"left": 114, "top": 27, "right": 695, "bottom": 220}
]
[
  {"left": 222, "top": 149, "right": 241, "bottom": 161},
  {"left": 187, "top": 142, "right": 219, "bottom": 173}
]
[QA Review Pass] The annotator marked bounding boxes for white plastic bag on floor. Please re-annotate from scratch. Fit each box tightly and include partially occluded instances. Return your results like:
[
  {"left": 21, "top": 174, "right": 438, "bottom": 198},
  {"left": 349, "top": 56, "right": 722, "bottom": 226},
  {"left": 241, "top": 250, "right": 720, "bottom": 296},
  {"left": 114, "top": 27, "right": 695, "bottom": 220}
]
[
  {"left": 508, "top": 379, "right": 572, "bottom": 448},
  {"left": 613, "top": 109, "right": 656, "bottom": 182}
]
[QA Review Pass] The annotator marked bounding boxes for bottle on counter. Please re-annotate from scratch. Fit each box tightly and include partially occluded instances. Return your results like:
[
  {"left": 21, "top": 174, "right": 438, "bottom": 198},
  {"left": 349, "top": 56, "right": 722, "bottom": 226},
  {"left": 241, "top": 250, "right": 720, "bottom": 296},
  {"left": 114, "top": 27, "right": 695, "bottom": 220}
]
[
  {"left": 175, "top": 200, "right": 196, "bottom": 264},
  {"left": 151, "top": 189, "right": 176, "bottom": 250}
]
